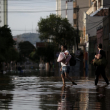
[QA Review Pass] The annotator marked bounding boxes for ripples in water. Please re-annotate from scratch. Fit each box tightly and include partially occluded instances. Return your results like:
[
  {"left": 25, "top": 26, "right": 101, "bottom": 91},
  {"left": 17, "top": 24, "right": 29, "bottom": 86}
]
[{"left": 0, "top": 76, "right": 110, "bottom": 110}]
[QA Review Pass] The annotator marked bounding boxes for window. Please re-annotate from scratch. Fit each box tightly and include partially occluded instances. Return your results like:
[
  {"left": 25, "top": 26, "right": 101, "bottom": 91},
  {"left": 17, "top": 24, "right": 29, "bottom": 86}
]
[
  {"left": 67, "top": 0, "right": 73, "bottom": 2},
  {"left": 74, "top": 8, "right": 77, "bottom": 13},
  {"left": 74, "top": 19, "right": 77, "bottom": 25}
]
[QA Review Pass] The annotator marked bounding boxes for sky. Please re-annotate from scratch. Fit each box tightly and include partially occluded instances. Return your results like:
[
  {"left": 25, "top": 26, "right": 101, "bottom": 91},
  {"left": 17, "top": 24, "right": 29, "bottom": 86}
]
[{"left": 8, "top": 0, "right": 56, "bottom": 36}]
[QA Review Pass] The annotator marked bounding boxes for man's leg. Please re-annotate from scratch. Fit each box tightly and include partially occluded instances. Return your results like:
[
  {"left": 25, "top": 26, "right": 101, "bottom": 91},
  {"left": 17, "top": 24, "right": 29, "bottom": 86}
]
[
  {"left": 61, "top": 74, "right": 65, "bottom": 86},
  {"left": 95, "top": 73, "right": 100, "bottom": 85},
  {"left": 95, "top": 67, "right": 100, "bottom": 85},
  {"left": 65, "top": 72, "right": 73, "bottom": 82},
  {"left": 65, "top": 72, "right": 77, "bottom": 85},
  {"left": 101, "top": 69, "right": 109, "bottom": 85}
]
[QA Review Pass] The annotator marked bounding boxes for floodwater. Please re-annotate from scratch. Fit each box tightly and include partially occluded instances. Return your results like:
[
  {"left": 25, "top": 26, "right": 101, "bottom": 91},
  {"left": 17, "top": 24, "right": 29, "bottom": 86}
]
[{"left": 0, "top": 72, "right": 110, "bottom": 110}]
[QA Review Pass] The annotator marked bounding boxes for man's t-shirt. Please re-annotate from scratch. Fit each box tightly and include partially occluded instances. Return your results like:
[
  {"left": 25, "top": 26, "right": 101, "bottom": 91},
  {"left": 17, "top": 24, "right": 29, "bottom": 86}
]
[
  {"left": 99, "top": 50, "right": 106, "bottom": 59},
  {"left": 61, "top": 50, "right": 71, "bottom": 67}
]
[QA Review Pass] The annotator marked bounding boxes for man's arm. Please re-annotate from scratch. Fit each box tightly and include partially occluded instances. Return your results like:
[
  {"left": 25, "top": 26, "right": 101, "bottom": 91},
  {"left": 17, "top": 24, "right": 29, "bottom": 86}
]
[
  {"left": 95, "top": 54, "right": 101, "bottom": 59},
  {"left": 64, "top": 55, "right": 71, "bottom": 65}
]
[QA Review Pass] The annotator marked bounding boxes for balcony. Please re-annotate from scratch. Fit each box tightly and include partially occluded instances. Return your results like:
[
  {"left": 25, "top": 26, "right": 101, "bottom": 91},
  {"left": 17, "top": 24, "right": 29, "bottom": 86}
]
[
  {"left": 74, "top": 24, "right": 77, "bottom": 28},
  {"left": 92, "top": 0, "right": 96, "bottom": 2},
  {"left": 73, "top": 13, "right": 77, "bottom": 19},
  {"left": 73, "top": 2, "right": 77, "bottom": 8},
  {"left": 86, "top": 6, "right": 93, "bottom": 15}
]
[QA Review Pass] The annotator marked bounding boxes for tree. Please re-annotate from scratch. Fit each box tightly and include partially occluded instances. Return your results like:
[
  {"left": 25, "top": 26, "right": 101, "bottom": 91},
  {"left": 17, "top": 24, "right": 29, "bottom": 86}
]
[
  {"left": 38, "top": 14, "right": 77, "bottom": 46},
  {"left": 18, "top": 41, "right": 36, "bottom": 58},
  {"left": 7, "top": 47, "right": 19, "bottom": 61},
  {"left": 0, "top": 25, "right": 18, "bottom": 62},
  {"left": 29, "top": 50, "right": 40, "bottom": 62},
  {"left": 36, "top": 43, "right": 55, "bottom": 63}
]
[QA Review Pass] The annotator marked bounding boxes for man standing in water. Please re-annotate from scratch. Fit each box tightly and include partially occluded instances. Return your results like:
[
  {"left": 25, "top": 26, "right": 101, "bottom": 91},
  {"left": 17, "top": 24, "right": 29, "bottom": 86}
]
[{"left": 60, "top": 45, "right": 77, "bottom": 86}]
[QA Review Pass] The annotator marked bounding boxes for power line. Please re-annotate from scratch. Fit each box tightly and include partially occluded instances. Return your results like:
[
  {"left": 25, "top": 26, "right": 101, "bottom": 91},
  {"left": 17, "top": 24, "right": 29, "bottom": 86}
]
[
  {"left": 0, "top": 7, "right": 108, "bottom": 13},
  {"left": 0, "top": 3, "right": 109, "bottom": 13},
  {"left": 86, "top": 15, "right": 109, "bottom": 31}
]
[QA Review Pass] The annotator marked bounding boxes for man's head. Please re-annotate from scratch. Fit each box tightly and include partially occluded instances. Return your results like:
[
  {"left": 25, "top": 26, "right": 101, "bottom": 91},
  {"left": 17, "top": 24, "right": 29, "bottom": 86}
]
[
  {"left": 98, "top": 43, "right": 102, "bottom": 50},
  {"left": 61, "top": 45, "right": 67, "bottom": 52}
]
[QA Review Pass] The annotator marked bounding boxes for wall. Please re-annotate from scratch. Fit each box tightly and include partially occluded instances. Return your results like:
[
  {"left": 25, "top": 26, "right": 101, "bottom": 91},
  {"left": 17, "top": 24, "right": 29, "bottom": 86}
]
[
  {"left": 0, "top": 0, "right": 4, "bottom": 27},
  {"left": 103, "top": 0, "right": 110, "bottom": 7},
  {"left": 4, "top": 0, "right": 8, "bottom": 25},
  {"left": 86, "top": 14, "right": 104, "bottom": 37},
  {"left": 67, "top": 1, "right": 73, "bottom": 26},
  {"left": 76, "top": 0, "right": 91, "bottom": 30},
  {"left": 56, "top": 0, "right": 73, "bottom": 26},
  {"left": 0, "top": 0, "right": 7, "bottom": 27},
  {"left": 96, "top": 28, "right": 103, "bottom": 47},
  {"left": 103, "top": 14, "right": 110, "bottom": 75}
]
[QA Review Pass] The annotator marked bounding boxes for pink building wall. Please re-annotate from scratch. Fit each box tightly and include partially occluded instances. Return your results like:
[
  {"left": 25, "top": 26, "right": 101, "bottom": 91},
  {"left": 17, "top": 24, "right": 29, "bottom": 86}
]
[
  {"left": 96, "top": 28, "right": 103, "bottom": 53},
  {"left": 96, "top": 28, "right": 103, "bottom": 45}
]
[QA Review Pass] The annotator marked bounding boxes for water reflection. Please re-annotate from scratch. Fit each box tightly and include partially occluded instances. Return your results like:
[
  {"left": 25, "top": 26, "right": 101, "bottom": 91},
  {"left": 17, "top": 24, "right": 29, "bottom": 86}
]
[
  {"left": 57, "top": 86, "right": 73, "bottom": 110},
  {"left": 0, "top": 74, "right": 110, "bottom": 110},
  {"left": 95, "top": 85, "right": 110, "bottom": 110},
  {"left": 0, "top": 76, "right": 14, "bottom": 110}
]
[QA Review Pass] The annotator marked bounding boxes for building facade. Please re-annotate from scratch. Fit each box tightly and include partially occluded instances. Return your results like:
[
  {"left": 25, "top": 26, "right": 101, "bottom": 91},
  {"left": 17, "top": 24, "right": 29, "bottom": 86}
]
[
  {"left": 83, "top": 0, "right": 110, "bottom": 44},
  {"left": 82, "top": 0, "right": 109, "bottom": 53},
  {"left": 96, "top": 26, "right": 103, "bottom": 46},
  {"left": 56, "top": 0, "right": 73, "bottom": 26},
  {"left": 73, "top": 0, "right": 91, "bottom": 30},
  {"left": 87, "top": 0, "right": 110, "bottom": 15},
  {"left": 83, "top": 0, "right": 110, "bottom": 75},
  {"left": 0, "top": 0, "right": 8, "bottom": 27},
  {"left": 103, "top": 10, "right": 110, "bottom": 74}
]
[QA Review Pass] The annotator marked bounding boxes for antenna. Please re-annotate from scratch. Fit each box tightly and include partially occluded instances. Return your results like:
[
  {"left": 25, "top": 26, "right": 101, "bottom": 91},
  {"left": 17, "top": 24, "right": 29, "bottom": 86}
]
[
  {"left": 25, "top": 25, "right": 26, "bottom": 33},
  {"left": 32, "top": 22, "right": 33, "bottom": 33}
]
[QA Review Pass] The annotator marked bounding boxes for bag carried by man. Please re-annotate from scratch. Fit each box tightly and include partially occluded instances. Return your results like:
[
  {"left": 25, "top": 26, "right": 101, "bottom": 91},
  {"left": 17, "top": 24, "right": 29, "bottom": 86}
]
[{"left": 93, "top": 58, "right": 107, "bottom": 67}]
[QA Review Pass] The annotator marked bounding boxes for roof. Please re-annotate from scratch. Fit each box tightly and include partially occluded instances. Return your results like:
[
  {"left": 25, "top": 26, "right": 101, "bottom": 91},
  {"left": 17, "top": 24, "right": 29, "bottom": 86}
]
[{"left": 90, "top": 7, "right": 109, "bottom": 17}]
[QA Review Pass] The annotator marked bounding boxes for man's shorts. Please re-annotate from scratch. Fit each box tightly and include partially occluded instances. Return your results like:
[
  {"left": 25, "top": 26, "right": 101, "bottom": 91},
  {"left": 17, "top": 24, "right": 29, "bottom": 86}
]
[{"left": 61, "top": 66, "right": 70, "bottom": 75}]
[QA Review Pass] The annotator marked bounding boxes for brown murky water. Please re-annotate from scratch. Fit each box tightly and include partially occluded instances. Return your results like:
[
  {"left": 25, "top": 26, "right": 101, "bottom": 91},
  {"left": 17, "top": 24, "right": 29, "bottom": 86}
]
[{"left": 0, "top": 73, "right": 110, "bottom": 110}]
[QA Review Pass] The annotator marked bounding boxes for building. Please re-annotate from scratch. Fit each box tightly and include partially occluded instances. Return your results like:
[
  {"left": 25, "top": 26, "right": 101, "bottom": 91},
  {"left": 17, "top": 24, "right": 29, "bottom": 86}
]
[
  {"left": 56, "top": 0, "right": 73, "bottom": 26},
  {"left": 0, "top": 0, "right": 8, "bottom": 27},
  {"left": 36, "top": 42, "right": 46, "bottom": 48},
  {"left": 83, "top": 0, "right": 110, "bottom": 75},
  {"left": 103, "top": 9, "right": 110, "bottom": 74},
  {"left": 73, "top": 0, "right": 91, "bottom": 30},
  {"left": 83, "top": 0, "right": 110, "bottom": 44},
  {"left": 96, "top": 25, "right": 103, "bottom": 47},
  {"left": 82, "top": 0, "right": 109, "bottom": 53},
  {"left": 86, "top": 0, "right": 110, "bottom": 15}
]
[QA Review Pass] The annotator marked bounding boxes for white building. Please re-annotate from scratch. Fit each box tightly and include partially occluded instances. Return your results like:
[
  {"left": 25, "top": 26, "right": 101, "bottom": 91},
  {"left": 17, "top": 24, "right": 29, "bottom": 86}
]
[
  {"left": 0, "top": 0, "right": 8, "bottom": 27},
  {"left": 83, "top": 0, "right": 110, "bottom": 41},
  {"left": 56, "top": 0, "right": 73, "bottom": 26}
]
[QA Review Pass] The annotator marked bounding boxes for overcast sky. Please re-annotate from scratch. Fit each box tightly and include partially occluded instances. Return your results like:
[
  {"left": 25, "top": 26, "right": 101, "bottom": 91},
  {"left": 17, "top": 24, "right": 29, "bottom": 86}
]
[{"left": 8, "top": 0, "right": 56, "bottom": 36}]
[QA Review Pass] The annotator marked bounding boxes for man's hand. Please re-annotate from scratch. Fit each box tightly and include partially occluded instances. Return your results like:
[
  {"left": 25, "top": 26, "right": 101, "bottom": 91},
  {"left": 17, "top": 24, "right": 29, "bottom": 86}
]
[
  {"left": 61, "top": 59, "right": 65, "bottom": 63},
  {"left": 60, "top": 67, "right": 62, "bottom": 71}
]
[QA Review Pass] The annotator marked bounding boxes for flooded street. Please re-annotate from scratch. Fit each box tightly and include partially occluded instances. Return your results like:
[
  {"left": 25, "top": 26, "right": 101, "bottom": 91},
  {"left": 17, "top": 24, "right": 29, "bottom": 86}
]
[{"left": 0, "top": 73, "right": 110, "bottom": 110}]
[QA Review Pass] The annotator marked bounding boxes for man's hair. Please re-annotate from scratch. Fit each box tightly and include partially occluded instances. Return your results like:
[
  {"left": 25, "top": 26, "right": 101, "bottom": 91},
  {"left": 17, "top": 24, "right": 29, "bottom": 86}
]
[
  {"left": 98, "top": 43, "right": 102, "bottom": 49},
  {"left": 61, "top": 45, "right": 67, "bottom": 50}
]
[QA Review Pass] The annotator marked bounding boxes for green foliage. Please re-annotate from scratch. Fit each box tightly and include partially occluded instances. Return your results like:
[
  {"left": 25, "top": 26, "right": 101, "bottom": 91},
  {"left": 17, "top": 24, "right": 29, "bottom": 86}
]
[
  {"left": 38, "top": 14, "right": 77, "bottom": 46},
  {"left": 36, "top": 43, "right": 55, "bottom": 62},
  {"left": 0, "top": 25, "right": 18, "bottom": 62},
  {"left": 7, "top": 47, "right": 19, "bottom": 61},
  {"left": 29, "top": 51, "right": 39, "bottom": 62},
  {"left": 18, "top": 41, "right": 36, "bottom": 58}
]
